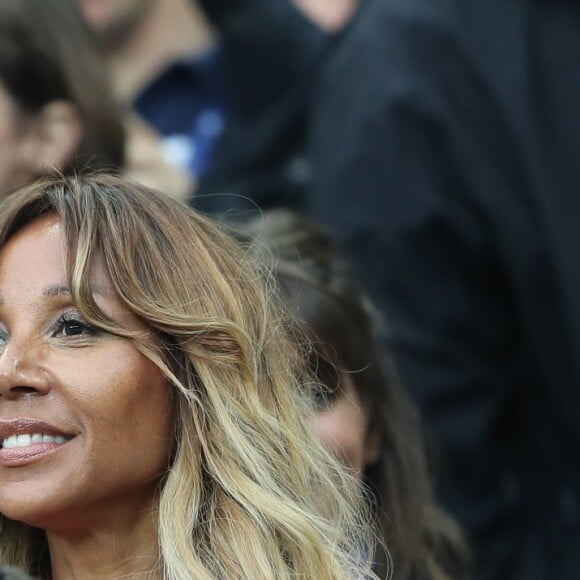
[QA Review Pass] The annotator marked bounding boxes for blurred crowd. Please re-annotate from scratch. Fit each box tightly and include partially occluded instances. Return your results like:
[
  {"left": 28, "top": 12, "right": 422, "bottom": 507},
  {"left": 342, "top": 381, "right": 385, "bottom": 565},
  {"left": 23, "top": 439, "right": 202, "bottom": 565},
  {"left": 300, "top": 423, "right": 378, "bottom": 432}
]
[{"left": 2, "top": 0, "right": 580, "bottom": 578}]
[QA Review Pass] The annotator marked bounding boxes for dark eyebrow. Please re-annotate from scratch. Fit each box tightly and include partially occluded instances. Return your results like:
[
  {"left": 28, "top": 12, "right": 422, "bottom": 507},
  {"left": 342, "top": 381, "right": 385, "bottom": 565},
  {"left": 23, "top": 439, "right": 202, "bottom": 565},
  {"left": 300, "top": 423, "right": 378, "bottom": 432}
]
[
  {"left": 43, "top": 284, "right": 72, "bottom": 298},
  {"left": 43, "top": 284, "right": 111, "bottom": 299},
  {"left": 0, "top": 284, "right": 111, "bottom": 306},
  {"left": 0, "top": 285, "right": 73, "bottom": 303}
]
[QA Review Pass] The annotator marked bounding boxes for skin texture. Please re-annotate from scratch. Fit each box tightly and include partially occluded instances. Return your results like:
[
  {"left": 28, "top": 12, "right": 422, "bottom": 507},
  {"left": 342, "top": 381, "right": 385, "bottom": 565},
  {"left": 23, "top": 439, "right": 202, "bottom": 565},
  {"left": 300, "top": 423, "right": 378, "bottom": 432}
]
[
  {"left": 308, "top": 373, "right": 380, "bottom": 477},
  {"left": 0, "top": 215, "right": 173, "bottom": 578}
]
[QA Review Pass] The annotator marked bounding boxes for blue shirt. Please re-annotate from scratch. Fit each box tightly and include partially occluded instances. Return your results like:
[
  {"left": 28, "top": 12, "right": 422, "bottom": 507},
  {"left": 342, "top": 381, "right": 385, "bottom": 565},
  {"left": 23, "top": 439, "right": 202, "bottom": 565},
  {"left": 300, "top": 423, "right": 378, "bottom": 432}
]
[{"left": 134, "top": 47, "right": 228, "bottom": 177}]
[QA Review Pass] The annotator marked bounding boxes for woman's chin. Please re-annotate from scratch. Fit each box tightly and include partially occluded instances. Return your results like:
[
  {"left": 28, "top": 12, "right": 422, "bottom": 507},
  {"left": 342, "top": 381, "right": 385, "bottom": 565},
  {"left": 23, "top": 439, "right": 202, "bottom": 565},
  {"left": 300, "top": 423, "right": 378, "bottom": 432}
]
[{"left": 0, "top": 479, "right": 77, "bottom": 530}]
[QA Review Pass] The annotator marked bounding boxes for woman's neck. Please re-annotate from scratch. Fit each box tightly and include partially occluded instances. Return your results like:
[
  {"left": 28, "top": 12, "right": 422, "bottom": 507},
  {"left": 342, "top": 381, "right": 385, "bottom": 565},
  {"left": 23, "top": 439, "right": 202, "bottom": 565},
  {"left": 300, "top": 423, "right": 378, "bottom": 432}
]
[{"left": 45, "top": 506, "right": 161, "bottom": 580}]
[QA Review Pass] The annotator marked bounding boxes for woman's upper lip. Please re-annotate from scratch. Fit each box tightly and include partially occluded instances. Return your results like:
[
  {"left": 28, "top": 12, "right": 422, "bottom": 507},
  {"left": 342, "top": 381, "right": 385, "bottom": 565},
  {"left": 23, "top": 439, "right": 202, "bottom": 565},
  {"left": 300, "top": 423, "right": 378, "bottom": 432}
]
[{"left": 0, "top": 417, "right": 74, "bottom": 440}]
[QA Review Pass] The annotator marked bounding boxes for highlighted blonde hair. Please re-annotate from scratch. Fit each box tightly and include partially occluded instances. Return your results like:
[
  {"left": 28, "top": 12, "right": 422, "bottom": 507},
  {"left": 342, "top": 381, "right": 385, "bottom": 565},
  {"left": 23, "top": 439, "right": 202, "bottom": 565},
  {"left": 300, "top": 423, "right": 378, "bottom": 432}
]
[{"left": 0, "top": 175, "right": 379, "bottom": 579}]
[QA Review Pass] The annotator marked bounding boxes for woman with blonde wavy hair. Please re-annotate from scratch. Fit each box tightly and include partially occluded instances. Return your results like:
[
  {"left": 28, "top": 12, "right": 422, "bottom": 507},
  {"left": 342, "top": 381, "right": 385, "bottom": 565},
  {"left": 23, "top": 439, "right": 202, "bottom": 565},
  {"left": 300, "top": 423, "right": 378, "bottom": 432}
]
[
  {"left": 0, "top": 174, "right": 378, "bottom": 579},
  {"left": 235, "top": 210, "right": 470, "bottom": 580}
]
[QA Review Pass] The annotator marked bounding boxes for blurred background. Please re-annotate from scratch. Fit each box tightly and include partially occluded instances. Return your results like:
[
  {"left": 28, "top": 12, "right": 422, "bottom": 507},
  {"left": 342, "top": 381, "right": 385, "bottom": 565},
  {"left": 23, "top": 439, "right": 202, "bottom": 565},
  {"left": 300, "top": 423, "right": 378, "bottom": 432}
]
[{"left": 2, "top": 0, "right": 580, "bottom": 578}]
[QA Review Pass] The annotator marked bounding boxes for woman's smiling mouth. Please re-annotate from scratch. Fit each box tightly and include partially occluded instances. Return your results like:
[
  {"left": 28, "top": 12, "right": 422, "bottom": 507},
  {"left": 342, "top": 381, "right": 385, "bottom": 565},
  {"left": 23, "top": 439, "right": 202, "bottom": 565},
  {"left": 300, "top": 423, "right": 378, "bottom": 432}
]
[{"left": 0, "top": 419, "right": 75, "bottom": 466}]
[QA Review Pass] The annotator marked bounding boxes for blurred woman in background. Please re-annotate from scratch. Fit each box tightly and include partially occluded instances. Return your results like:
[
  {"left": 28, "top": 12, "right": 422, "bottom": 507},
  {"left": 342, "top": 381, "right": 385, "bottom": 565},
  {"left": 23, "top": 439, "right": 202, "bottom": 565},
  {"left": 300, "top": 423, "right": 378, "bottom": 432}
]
[
  {"left": 0, "top": 0, "right": 124, "bottom": 197},
  {"left": 237, "top": 210, "right": 470, "bottom": 579}
]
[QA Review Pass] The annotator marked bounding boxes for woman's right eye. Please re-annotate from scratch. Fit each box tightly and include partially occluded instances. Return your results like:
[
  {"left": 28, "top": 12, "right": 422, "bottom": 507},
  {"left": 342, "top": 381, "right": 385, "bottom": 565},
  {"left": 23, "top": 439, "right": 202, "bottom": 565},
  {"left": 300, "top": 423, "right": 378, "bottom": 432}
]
[{"left": 0, "top": 327, "right": 8, "bottom": 347}]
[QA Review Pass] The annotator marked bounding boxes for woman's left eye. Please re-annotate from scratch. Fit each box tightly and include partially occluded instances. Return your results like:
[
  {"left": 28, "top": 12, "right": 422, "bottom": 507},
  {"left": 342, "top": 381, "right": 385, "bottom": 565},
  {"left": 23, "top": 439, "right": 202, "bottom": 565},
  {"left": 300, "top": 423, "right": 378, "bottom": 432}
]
[{"left": 54, "top": 315, "right": 94, "bottom": 338}]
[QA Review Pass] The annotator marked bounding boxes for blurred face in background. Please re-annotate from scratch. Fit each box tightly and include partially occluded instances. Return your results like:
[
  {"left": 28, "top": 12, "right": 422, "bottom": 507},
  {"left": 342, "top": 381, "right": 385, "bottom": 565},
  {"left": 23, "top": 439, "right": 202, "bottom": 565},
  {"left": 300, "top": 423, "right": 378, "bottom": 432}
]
[
  {"left": 0, "top": 83, "right": 36, "bottom": 197},
  {"left": 308, "top": 373, "right": 380, "bottom": 477},
  {"left": 76, "top": 0, "right": 155, "bottom": 45},
  {"left": 0, "top": 80, "right": 82, "bottom": 199}
]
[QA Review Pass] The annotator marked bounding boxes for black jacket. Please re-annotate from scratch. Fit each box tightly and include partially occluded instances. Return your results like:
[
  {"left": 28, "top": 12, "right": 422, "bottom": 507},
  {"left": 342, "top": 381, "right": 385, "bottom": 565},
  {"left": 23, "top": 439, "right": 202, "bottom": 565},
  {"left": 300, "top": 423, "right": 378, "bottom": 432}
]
[
  {"left": 308, "top": 0, "right": 580, "bottom": 578},
  {"left": 194, "top": 0, "right": 329, "bottom": 214}
]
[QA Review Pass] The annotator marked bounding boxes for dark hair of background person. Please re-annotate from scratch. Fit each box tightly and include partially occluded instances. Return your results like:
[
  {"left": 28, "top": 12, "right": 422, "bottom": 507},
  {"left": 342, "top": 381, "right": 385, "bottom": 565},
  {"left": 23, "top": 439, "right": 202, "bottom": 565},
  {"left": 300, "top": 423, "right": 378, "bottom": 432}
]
[
  {"left": 0, "top": 0, "right": 124, "bottom": 172},
  {"left": 235, "top": 210, "right": 470, "bottom": 580}
]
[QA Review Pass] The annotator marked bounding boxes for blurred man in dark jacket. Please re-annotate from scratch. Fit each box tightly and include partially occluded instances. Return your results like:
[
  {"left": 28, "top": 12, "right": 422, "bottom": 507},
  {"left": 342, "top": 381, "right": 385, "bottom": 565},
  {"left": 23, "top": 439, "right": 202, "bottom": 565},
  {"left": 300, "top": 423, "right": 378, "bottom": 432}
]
[
  {"left": 307, "top": 0, "right": 580, "bottom": 578},
  {"left": 193, "top": 0, "right": 330, "bottom": 213}
]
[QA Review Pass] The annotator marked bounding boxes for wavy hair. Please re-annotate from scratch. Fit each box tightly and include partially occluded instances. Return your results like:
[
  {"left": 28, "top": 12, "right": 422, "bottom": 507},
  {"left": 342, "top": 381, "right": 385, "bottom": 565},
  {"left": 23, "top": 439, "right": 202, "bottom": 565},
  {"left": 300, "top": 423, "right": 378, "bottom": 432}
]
[
  {"left": 235, "top": 210, "right": 470, "bottom": 580},
  {"left": 0, "top": 175, "right": 377, "bottom": 580}
]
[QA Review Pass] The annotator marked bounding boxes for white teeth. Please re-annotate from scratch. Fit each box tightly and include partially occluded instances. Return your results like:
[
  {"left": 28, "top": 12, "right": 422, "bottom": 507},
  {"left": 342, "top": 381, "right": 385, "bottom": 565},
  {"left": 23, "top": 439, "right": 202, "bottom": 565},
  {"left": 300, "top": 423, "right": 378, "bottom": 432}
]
[
  {"left": 1, "top": 433, "right": 70, "bottom": 449},
  {"left": 3, "top": 435, "right": 17, "bottom": 449},
  {"left": 18, "top": 434, "right": 31, "bottom": 446}
]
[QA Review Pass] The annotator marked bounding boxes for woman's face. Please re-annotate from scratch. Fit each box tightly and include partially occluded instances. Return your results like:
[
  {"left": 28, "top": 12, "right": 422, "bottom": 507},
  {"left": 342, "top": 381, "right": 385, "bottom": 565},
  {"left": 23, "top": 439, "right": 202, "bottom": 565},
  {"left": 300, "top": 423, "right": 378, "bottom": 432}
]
[
  {"left": 0, "top": 215, "right": 173, "bottom": 531},
  {"left": 308, "top": 373, "right": 379, "bottom": 477}
]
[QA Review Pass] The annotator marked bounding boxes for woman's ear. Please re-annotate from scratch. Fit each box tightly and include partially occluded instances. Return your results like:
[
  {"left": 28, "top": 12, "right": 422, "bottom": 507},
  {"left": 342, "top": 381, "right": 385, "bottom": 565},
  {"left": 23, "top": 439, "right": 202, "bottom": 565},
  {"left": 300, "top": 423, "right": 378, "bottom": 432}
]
[{"left": 22, "top": 101, "right": 82, "bottom": 174}]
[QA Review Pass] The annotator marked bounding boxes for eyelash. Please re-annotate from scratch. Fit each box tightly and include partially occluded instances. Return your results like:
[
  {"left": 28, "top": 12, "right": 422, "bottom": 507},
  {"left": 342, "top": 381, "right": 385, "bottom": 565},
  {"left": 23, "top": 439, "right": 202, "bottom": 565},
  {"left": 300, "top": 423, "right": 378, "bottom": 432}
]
[{"left": 53, "top": 312, "right": 97, "bottom": 339}]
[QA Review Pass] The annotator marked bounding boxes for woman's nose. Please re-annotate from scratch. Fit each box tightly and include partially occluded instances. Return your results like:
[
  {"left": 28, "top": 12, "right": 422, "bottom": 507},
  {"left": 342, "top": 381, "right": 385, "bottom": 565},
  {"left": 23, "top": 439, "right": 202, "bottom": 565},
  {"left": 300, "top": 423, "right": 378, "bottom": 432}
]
[{"left": 0, "top": 342, "right": 50, "bottom": 400}]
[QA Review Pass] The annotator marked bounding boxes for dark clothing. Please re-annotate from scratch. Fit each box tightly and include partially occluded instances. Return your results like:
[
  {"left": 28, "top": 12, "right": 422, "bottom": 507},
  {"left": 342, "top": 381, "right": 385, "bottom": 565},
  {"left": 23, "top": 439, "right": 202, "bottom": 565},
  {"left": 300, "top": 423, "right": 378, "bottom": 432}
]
[
  {"left": 130, "top": 0, "right": 329, "bottom": 213},
  {"left": 308, "top": 0, "right": 580, "bottom": 578},
  {"left": 194, "top": 0, "right": 330, "bottom": 214},
  {"left": 134, "top": 0, "right": 328, "bottom": 213}
]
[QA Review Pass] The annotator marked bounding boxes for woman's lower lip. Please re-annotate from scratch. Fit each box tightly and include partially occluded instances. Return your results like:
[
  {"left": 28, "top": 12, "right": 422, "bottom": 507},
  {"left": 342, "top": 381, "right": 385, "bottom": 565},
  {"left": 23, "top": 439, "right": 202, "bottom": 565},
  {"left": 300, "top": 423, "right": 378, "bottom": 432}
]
[{"left": 0, "top": 442, "right": 70, "bottom": 467}]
